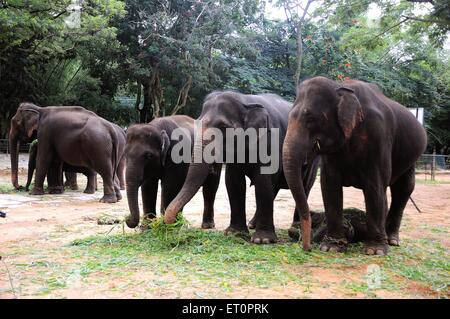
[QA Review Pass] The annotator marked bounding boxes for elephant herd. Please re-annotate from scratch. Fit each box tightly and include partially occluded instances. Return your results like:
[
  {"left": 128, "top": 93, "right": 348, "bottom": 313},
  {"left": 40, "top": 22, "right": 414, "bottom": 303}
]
[{"left": 9, "top": 76, "right": 427, "bottom": 256}]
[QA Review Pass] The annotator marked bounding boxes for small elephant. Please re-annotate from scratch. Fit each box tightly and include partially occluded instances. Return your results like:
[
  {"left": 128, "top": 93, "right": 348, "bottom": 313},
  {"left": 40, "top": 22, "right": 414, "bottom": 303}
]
[
  {"left": 25, "top": 140, "right": 98, "bottom": 193},
  {"left": 291, "top": 208, "right": 369, "bottom": 245},
  {"left": 164, "top": 91, "right": 319, "bottom": 244},
  {"left": 10, "top": 103, "right": 125, "bottom": 203},
  {"left": 125, "top": 115, "right": 221, "bottom": 228},
  {"left": 282, "top": 77, "right": 427, "bottom": 254}
]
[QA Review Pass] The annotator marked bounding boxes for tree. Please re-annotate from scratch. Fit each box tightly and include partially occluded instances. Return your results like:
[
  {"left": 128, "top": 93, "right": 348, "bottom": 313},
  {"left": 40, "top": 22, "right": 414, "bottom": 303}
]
[
  {"left": 116, "top": 0, "right": 265, "bottom": 122},
  {"left": 0, "top": 0, "right": 125, "bottom": 137}
]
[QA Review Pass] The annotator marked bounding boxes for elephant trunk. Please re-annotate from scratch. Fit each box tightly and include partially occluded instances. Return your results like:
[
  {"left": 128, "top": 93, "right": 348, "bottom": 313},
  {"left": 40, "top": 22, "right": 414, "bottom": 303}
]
[
  {"left": 9, "top": 127, "right": 20, "bottom": 189},
  {"left": 164, "top": 137, "right": 211, "bottom": 224},
  {"left": 125, "top": 162, "right": 142, "bottom": 228},
  {"left": 282, "top": 124, "right": 312, "bottom": 251}
]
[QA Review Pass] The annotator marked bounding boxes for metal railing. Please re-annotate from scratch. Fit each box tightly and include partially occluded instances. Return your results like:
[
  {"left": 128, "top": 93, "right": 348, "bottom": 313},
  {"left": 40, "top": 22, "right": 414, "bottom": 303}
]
[
  {"left": 0, "top": 139, "right": 31, "bottom": 153},
  {"left": 416, "top": 153, "right": 450, "bottom": 181}
]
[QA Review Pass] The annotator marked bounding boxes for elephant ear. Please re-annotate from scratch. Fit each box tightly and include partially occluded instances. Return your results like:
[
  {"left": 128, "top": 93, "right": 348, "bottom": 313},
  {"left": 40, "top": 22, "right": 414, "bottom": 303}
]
[
  {"left": 160, "top": 130, "right": 170, "bottom": 166},
  {"left": 243, "top": 103, "right": 270, "bottom": 131},
  {"left": 336, "top": 87, "right": 363, "bottom": 141},
  {"left": 22, "top": 109, "right": 40, "bottom": 139}
]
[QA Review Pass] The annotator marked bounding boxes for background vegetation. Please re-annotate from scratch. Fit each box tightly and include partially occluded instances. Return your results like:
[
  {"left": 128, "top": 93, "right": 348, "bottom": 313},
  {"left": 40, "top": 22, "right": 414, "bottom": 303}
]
[{"left": 0, "top": 0, "right": 449, "bottom": 153}]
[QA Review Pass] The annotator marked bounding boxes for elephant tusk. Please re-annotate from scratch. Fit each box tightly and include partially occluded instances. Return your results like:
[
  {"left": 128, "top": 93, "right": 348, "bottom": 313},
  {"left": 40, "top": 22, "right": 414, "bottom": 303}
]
[{"left": 315, "top": 139, "right": 321, "bottom": 150}]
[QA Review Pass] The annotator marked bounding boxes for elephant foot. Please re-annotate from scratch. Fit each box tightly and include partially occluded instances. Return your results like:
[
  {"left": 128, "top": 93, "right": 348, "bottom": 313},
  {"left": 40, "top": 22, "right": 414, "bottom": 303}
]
[
  {"left": 251, "top": 229, "right": 277, "bottom": 244},
  {"left": 363, "top": 241, "right": 389, "bottom": 256},
  {"left": 319, "top": 235, "right": 348, "bottom": 253},
  {"left": 116, "top": 192, "right": 122, "bottom": 201},
  {"left": 387, "top": 233, "right": 400, "bottom": 246},
  {"left": 288, "top": 221, "right": 301, "bottom": 240},
  {"left": 248, "top": 216, "right": 256, "bottom": 229},
  {"left": 48, "top": 186, "right": 64, "bottom": 194},
  {"left": 224, "top": 225, "right": 249, "bottom": 239},
  {"left": 29, "top": 188, "right": 45, "bottom": 195},
  {"left": 201, "top": 220, "right": 215, "bottom": 229},
  {"left": 84, "top": 188, "right": 95, "bottom": 194},
  {"left": 120, "top": 184, "right": 126, "bottom": 191},
  {"left": 99, "top": 194, "right": 117, "bottom": 203}
]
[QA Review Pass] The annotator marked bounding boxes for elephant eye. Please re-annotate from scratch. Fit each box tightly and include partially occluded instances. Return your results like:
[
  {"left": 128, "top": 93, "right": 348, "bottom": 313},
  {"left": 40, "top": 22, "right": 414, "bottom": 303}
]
[
  {"left": 304, "top": 115, "right": 318, "bottom": 128},
  {"left": 145, "top": 152, "right": 153, "bottom": 160}
]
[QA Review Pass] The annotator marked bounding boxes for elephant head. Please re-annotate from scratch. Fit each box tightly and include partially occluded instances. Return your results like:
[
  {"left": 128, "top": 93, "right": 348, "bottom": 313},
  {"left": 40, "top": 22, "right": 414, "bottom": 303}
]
[
  {"left": 9, "top": 103, "right": 41, "bottom": 189},
  {"left": 125, "top": 123, "right": 171, "bottom": 228},
  {"left": 282, "top": 77, "right": 363, "bottom": 250},
  {"left": 164, "top": 91, "right": 270, "bottom": 224}
]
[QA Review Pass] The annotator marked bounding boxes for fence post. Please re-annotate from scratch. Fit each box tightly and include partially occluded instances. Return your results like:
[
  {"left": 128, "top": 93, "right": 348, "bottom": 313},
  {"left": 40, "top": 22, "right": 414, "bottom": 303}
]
[{"left": 431, "top": 148, "right": 436, "bottom": 181}]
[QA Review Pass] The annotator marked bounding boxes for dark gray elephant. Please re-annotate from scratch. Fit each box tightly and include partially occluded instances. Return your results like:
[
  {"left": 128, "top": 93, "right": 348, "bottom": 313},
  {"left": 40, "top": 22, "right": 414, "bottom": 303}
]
[
  {"left": 25, "top": 140, "right": 98, "bottom": 193},
  {"left": 125, "top": 115, "right": 221, "bottom": 228},
  {"left": 163, "top": 91, "right": 319, "bottom": 244},
  {"left": 10, "top": 103, "right": 123, "bottom": 203},
  {"left": 282, "top": 77, "right": 427, "bottom": 254},
  {"left": 61, "top": 123, "right": 126, "bottom": 191}
]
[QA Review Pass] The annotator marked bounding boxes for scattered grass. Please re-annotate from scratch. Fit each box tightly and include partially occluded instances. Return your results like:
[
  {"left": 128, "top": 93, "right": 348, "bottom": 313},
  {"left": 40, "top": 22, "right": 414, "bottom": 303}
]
[
  {"left": 2, "top": 216, "right": 447, "bottom": 297},
  {"left": 71, "top": 216, "right": 311, "bottom": 289},
  {"left": 0, "top": 183, "right": 17, "bottom": 194},
  {"left": 416, "top": 179, "right": 450, "bottom": 185}
]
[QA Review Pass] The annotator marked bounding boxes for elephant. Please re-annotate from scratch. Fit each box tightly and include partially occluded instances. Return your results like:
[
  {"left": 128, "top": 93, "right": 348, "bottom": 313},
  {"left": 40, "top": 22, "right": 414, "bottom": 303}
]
[
  {"left": 9, "top": 103, "right": 124, "bottom": 203},
  {"left": 125, "top": 115, "right": 221, "bottom": 228},
  {"left": 63, "top": 123, "right": 127, "bottom": 190},
  {"left": 291, "top": 208, "right": 368, "bottom": 244},
  {"left": 163, "top": 91, "right": 319, "bottom": 244},
  {"left": 25, "top": 140, "right": 98, "bottom": 193},
  {"left": 282, "top": 76, "right": 427, "bottom": 255}
]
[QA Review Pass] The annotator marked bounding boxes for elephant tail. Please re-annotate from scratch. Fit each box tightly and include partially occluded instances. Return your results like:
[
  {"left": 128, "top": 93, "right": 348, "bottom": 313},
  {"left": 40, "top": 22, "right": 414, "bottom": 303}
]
[{"left": 110, "top": 127, "right": 120, "bottom": 186}]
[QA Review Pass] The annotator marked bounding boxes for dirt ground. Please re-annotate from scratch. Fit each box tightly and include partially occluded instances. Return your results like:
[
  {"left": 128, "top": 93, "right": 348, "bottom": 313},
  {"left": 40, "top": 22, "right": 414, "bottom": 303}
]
[{"left": 0, "top": 154, "right": 448, "bottom": 299}]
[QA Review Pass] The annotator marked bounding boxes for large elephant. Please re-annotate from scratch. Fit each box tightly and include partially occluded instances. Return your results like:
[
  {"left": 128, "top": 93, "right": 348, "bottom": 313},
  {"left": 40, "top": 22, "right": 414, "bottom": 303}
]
[
  {"left": 282, "top": 76, "right": 427, "bottom": 254},
  {"left": 10, "top": 103, "right": 123, "bottom": 203},
  {"left": 62, "top": 123, "right": 126, "bottom": 190},
  {"left": 25, "top": 140, "right": 98, "bottom": 193},
  {"left": 164, "top": 91, "right": 319, "bottom": 244},
  {"left": 125, "top": 115, "right": 221, "bottom": 228}
]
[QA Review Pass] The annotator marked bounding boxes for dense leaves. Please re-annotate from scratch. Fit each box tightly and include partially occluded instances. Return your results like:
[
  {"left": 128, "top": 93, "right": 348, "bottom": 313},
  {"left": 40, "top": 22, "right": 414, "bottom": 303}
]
[{"left": 0, "top": 0, "right": 449, "bottom": 152}]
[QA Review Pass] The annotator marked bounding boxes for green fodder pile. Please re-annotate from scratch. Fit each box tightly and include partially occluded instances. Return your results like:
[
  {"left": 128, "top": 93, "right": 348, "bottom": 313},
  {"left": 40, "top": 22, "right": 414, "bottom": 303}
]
[{"left": 144, "top": 214, "right": 196, "bottom": 248}]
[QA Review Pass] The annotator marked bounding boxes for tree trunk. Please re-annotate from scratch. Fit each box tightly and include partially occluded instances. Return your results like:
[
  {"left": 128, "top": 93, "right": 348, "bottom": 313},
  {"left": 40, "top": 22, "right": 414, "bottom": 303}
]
[{"left": 294, "top": 24, "right": 303, "bottom": 87}]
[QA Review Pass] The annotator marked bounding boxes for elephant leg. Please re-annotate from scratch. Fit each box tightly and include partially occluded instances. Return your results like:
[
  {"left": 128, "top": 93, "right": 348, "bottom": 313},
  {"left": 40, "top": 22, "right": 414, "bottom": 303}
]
[
  {"left": 117, "top": 156, "right": 126, "bottom": 190},
  {"left": 142, "top": 178, "right": 158, "bottom": 219},
  {"left": 97, "top": 166, "right": 117, "bottom": 203},
  {"left": 161, "top": 176, "right": 187, "bottom": 217},
  {"left": 251, "top": 174, "right": 277, "bottom": 244},
  {"left": 84, "top": 170, "right": 96, "bottom": 194},
  {"left": 386, "top": 166, "right": 415, "bottom": 246},
  {"left": 362, "top": 175, "right": 389, "bottom": 256},
  {"left": 250, "top": 187, "right": 279, "bottom": 230},
  {"left": 224, "top": 165, "right": 248, "bottom": 236},
  {"left": 64, "top": 171, "right": 78, "bottom": 190},
  {"left": 201, "top": 166, "right": 221, "bottom": 229},
  {"left": 288, "top": 208, "right": 301, "bottom": 240},
  {"left": 25, "top": 145, "right": 37, "bottom": 192},
  {"left": 114, "top": 178, "right": 122, "bottom": 201},
  {"left": 48, "top": 161, "right": 64, "bottom": 194},
  {"left": 319, "top": 164, "right": 346, "bottom": 252},
  {"left": 30, "top": 141, "right": 53, "bottom": 195}
]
